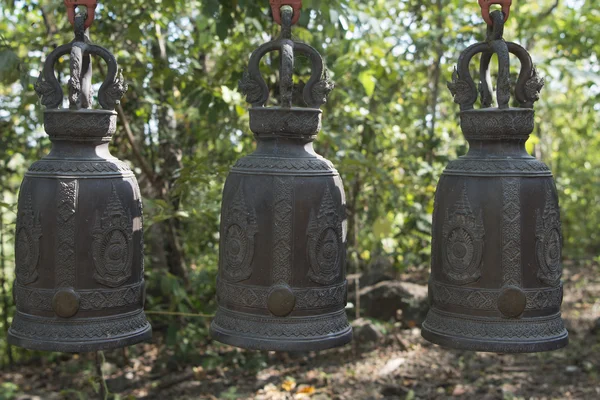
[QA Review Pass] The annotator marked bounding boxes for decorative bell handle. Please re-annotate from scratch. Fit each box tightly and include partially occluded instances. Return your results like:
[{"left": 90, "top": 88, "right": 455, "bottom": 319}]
[
  {"left": 241, "top": 5, "right": 333, "bottom": 109},
  {"left": 479, "top": 43, "right": 540, "bottom": 108},
  {"left": 450, "top": 11, "right": 543, "bottom": 111},
  {"left": 36, "top": 43, "right": 120, "bottom": 110},
  {"left": 65, "top": 0, "right": 97, "bottom": 29},
  {"left": 478, "top": 0, "right": 511, "bottom": 26},
  {"left": 35, "top": 11, "right": 126, "bottom": 111}
]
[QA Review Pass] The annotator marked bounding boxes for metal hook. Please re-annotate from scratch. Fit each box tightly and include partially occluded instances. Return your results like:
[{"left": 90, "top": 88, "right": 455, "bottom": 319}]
[
  {"left": 65, "top": 0, "right": 97, "bottom": 29},
  {"left": 478, "top": 0, "right": 511, "bottom": 26},
  {"left": 270, "top": 0, "right": 302, "bottom": 25}
]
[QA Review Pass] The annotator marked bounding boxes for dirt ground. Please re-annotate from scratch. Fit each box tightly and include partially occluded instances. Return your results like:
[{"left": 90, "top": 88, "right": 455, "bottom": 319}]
[{"left": 2, "top": 261, "right": 600, "bottom": 400}]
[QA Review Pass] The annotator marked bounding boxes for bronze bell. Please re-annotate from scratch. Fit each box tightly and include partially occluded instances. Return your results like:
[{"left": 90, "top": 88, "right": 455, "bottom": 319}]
[
  {"left": 421, "top": 10, "right": 568, "bottom": 353},
  {"left": 8, "top": 12, "right": 151, "bottom": 352},
  {"left": 210, "top": 5, "right": 352, "bottom": 351}
]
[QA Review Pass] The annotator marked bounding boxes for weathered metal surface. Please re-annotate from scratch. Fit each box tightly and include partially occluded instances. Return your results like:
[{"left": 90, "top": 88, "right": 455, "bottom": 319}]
[
  {"left": 210, "top": 6, "right": 351, "bottom": 351},
  {"left": 421, "top": 11, "right": 568, "bottom": 353},
  {"left": 8, "top": 13, "right": 151, "bottom": 352}
]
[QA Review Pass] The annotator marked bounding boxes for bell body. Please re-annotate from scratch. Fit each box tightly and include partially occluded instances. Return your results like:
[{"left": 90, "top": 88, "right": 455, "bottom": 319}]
[
  {"left": 422, "top": 109, "right": 568, "bottom": 353},
  {"left": 8, "top": 109, "right": 152, "bottom": 352},
  {"left": 211, "top": 108, "right": 352, "bottom": 351}
]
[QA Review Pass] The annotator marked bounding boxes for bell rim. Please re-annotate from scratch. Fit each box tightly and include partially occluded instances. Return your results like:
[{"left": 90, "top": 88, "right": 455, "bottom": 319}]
[
  {"left": 44, "top": 108, "right": 118, "bottom": 116},
  {"left": 210, "top": 321, "right": 352, "bottom": 352},
  {"left": 421, "top": 310, "right": 569, "bottom": 353},
  {"left": 7, "top": 323, "right": 152, "bottom": 353},
  {"left": 7, "top": 324, "right": 152, "bottom": 353},
  {"left": 7, "top": 310, "right": 152, "bottom": 353},
  {"left": 460, "top": 107, "right": 534, "bottom": 115},
  {"left": 248, "top": 106, "right": 323, "bottom": 114},
  {"left": 421, "top": 326, "right": 568, "bottom": 353}
]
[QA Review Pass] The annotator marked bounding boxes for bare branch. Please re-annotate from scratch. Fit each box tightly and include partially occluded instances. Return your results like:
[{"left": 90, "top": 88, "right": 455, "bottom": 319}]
[
  {"left": 116, "top": 103, "right": 163, "bottom": 191},
  {"left": 540, "top": 0, "right": 560, "bottom": 20}
]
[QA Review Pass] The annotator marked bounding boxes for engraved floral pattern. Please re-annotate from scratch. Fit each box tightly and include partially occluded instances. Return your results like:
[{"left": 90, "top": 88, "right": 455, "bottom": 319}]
[
  {"left": 423, "top": 309, "right": 566, "bottom": 340},
  {"left": 441, "top": 184, "right": 485, "bottom": 284},
  {"left": 44, "top": 112, "right": 117, "bottom": 138},
  {"left": 92, "top": 185, "right": 133, "bottom": 287},
  {"left": 307, "top": 185, "right": 344, "bottom": 285},
  {"left": 233, "top": 156, "right": 335, "bottom": 174},
  {"left": 221, "top": 181, "right": 258, "bottom": 282},
  {"left": 9, "top": 311, "right": 149, "bottom": 341},
  {"left": 56, "top": 180, "right": 78, "bottom": 288},
  {"left": 444, "top": 158, "right": 550, "bottom": 176},
  {"left": 28, "top": 160, "right": 131, "bottom": 174},
  {"left": 212, "top": 308, "right": 350, "bottom": 338},
  {"left": 459, "top": 110, "right": 534, "bottom": 139},
  {"left": 536, "top": 181, "right": 563, "bottom": 287},
  {"left": 14, "top": 282, "right": 144, "bottom": 311},
  {"left": 272, "top": 177, "right": 293, "bottom": 284},
  {"left": 502, "top": 178, "right": 522, "bottom": 287},
  {"left": 217, "top": 279, "right": 347, "bottom": 310},
  {"left": 15, "top": 182, "right": 42, "bottom": 286},
  {"left": 431, "top": 281, "right": 563, "bottom": 311}
]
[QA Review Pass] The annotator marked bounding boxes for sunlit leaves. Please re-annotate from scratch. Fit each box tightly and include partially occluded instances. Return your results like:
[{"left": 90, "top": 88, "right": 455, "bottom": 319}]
[{"left": 358, "top": 69, "right": 376, "bottom": 97}]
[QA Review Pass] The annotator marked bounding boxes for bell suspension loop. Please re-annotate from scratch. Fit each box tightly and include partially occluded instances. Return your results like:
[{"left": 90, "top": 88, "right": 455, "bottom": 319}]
[
  {"left": 483, "top": 10, "right": 511, "bottom": 109},
  {"left": 270, "top": 0, "right": 302, "bottom": 25},
  {"left": 69, "top": 10, "right": 93, "bottom": 110},
  {"left": 279, "top": 5, "right": 295, "bottom": 108},
  {"left": 65, "top": 0, "right": 98, "bottom": 29},
  {"left": 478, "top": 0, "right": 511, "bottom": 26}
]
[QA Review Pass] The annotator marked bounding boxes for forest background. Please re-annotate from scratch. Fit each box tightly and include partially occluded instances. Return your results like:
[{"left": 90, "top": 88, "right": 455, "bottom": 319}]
[{"left": 0, "top": 0, "right": 599, "bottom": 399}]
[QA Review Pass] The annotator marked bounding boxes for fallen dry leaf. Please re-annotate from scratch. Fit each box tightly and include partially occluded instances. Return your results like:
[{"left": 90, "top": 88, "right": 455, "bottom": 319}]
[
  {"left": 296, "top": 384, "right": 316, "bottom": 394},
  {"left": 452, "top": 384, "right": 466, "bottom": 396},
  {"left": 193, "top": 366, "right": 206, "bottom": 380},
  {"left": 282, "top": 377, "right": 297, "bottom": 392}
]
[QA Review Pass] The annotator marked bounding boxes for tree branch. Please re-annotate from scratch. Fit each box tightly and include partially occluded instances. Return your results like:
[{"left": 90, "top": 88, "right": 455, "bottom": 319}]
[
  {"left": 94, "top": 57, "right": 163, "bottom": 194},
  {"left": 116, "top": 103, "right": 163, "bottom": 191},
  {"left": 95, "top": 351, "right": 109, "bottom": 400},
  {"left": 539, "top": 0, "right": 560, "bottom": 20},
  {"left": 428, "top": 0, "right": 445, "bottom": 163},
  {"left": 38, "top": 5, "right": 57, "bottom": 39}
]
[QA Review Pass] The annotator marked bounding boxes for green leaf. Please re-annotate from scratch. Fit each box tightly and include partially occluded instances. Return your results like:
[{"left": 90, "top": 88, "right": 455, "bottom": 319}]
[
  {"left": 0, "top": 49, "right": 20, "bottom": 84},
  {"left": 358, "top": 70, "right": 376, "bottom": 97},
  {"left": 372, "top": 215, "right": 393, "bottom": 238},
  {"left": 0, "top": 202, "right": 13, "bottom": 209}
]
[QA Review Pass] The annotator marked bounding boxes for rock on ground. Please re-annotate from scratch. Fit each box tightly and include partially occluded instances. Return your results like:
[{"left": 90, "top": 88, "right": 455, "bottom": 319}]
[
  {"left": 352, "top": 318, "right": 385, "bottom": 346},
  {"left": 359, "top": 280, "right": 428, "bottom": 323}
]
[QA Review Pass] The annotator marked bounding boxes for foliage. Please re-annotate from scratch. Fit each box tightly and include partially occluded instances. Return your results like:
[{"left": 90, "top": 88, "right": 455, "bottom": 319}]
[
  {"left": 0, "top": 0, "right": 598, "bottom": 367},
  {"left": 0, "top": 382, "right": 19, "bottom": 400}
]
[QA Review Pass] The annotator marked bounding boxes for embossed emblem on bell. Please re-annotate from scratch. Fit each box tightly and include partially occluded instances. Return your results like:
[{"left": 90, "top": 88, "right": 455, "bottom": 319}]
[
  {"left": 210, "top": 5, "right": 352, "bottom": 351},
  {"left": 7, "top": 8, "right": 151, "bottom": 352},
  {"left": 421, "top": 9, "right": 568, "bottom": 353}
]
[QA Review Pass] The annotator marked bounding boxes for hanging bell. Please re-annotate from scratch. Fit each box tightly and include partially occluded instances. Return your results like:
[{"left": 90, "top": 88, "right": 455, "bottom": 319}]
[
  {"left": 8, "top": 10, "right": 151, "bottom": 352},
  {"left": 210, "top": 5, "right": 352, "bottom": 351},
  {"left": 421, "top": 10, "right": 568, "bottom": 353}
]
